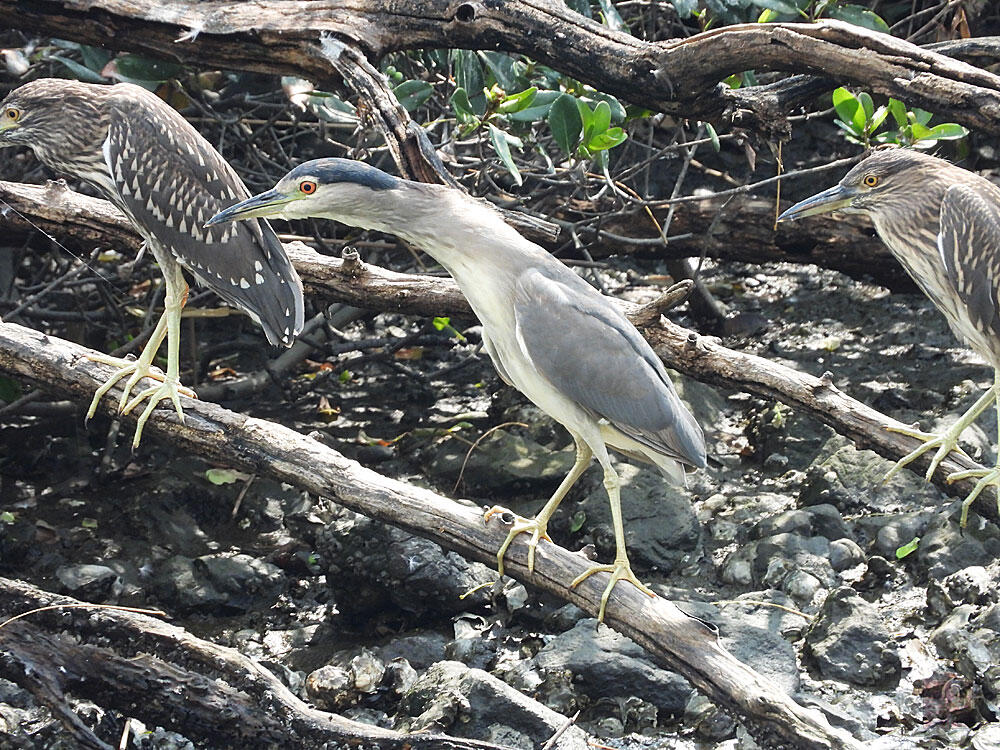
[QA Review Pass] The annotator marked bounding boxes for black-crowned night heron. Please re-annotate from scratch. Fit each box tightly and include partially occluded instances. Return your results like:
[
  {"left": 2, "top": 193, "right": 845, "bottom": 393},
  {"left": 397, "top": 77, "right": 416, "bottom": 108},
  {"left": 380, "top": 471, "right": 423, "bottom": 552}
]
[
  {"left": 779, "top": 148, "right": 1000, "bottom": 525},
  {"left": 207, "top": 158, "right": 707, "bottom": 620},
  {"left": 0, "top": 78, "right": 305, "bottom": 447}
]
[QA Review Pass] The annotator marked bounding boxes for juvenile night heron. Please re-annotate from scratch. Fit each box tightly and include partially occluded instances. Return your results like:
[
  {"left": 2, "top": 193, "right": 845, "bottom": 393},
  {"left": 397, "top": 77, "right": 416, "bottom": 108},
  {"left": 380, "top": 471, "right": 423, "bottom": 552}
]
[
  {"left": 779, "top": 148, "right": 1000, "bottom": 525},
  {"left": 0, "top": 78, "right": 305, "bottom": 446},
  {"left": 207, "top": 158, "right": 707, "bottom": 620}
]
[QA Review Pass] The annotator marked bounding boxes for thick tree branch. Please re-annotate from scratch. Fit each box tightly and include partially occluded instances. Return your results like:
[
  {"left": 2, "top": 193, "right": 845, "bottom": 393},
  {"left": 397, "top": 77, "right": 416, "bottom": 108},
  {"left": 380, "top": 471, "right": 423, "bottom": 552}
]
[
  {"left": 0, "top": 319, "right": 863, "bottom": 750},
  {"left": 2, "top": 1, "right": 1000, "bottom": 141}
]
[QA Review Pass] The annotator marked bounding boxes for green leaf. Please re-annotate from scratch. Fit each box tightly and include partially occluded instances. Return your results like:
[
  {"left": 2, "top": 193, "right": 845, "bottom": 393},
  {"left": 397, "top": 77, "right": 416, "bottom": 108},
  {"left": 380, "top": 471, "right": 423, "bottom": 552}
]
[
  {"left": 673, "top": 0, "right": 699, "bottom": 17},
  {"left": 205, "top": 467, "right": 238, "bottom": 485},
  {"left": 488, "top": 124, "right": 523, "bottom": 186},
  {"left": 706, "top": 122, "right": 721, "bottom": 152},
  {"left": 576, "top": 98, "right": 597, "bottom": 145},
  {"left": 497, "top": 87, "right": 538, "bottom": 114},
  {"left": 895, "top": 536, "right": 920, "bottom": 559},
  {"left": 393, "top": 80, "right": 434, "bottom": 111},
  {"left": 453, "top": 50, "right": 486, "bottom": 115},
  {"left": 51, "top": 55, "right": 107, "bottom": 83},
  {"left": 858, "top": 92, "right": 874, "bottom": 122},
  {"left": 832, "top": 88, "right": 861, "bottom": 132},
  {"left": 78, "top": 44, "right": 112, "bottom": 72},
  {"left": 587, "top": 126, "right": 627, "bottom": 151},
  {"left": 507, "top": 89, "right": 560, "bottom": 122},
  {"left": 569, "top": 510, "right": 586, "bottom": 533},
  {"left": 596, "top": 0, "right": 627, "bottom": 32},
  {"left": 591, "top": 100, "right": 612, "bottom": 137},
  {"left": 888, "top": 99, "right": 908, "bottom": 128},
  {"left": 479, "top": 51, "right": 522, "bottom": 91},
  {"left": 924, "top": 122, "right": 968, "bottom": 140},
  {"left": 0, "top": 375, "right": 21, "bottom": 403},
  {"left": 549, "top": 93, "right": 583, "bottom": 155},
  {"left": 0, "top": 511, "right": 15, "bottom": 525},
  {"left": 339, "top": 370, "right": 353, "bottom": 383},
  {"left": 81, "top": 518, "right": 98, "bottom": 529},
  {"left": 826, "top": 5, "right": 890, "bottom": 33},
  {"left": 432, "top": 316, "right": 451, "bottom": 331},
  {"left": 909, "top": 107, "right": 933, "bottom": 126},
  {"left": 450, "top": 88, "right": 478, "bottom": 125},
  {"left": 583, "top": 92, "right": 626, "bottom": 123},
  {"left": 868, "top": 105, "right": 890, "bottom": 132},
  {"left": 909, "top": 122, "right": 933, "bottom": 141},
  {"left": 752, "top": 0, "right": 800, "bottom": 14},
  {"left": 113, "top": 54, "right": 183, "bottom": 83}
]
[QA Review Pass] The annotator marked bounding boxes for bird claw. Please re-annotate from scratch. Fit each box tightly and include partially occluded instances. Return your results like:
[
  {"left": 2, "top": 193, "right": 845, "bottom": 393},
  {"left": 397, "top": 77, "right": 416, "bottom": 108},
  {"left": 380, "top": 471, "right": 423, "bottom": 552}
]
[
  {"left": 944, "top": 466, "right": 1000, "bottom": 527},
  {"left": 484, "top": 505, "right": 552, "bottom": 576},
  {"left": 84, "top": 354, "right": 196, "bottom": 448},
  {"left": 570, "top": 558, "right": 655, "bottom": 623},
  {"left": 883, "top": 422, "right": 972, "bottom": 483}
]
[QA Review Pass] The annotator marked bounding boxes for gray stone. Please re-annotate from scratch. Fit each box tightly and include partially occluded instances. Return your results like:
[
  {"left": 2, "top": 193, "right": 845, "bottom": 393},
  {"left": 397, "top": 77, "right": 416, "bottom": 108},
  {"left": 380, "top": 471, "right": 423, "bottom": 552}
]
[
  {"left": 575, "top": 462, "right": 699, "bottom": 572},
  {"left": 720, "top": 533, "right": 837, "bottom": 589},
  {"left": 54, "top": 563, "right": 119, "bottom": 599},
  {"left": 920, "top": 515, "right": 1000, "bottom": 579},
  {"left": 194, "top": 553, "right": 286, "bottom": 612},
  {"left": 747, "top": 503, "right": 849, "bottom": 542},
  {"left": 317, "top": 508, "right": 494, "bottom": 618},
  {"left": 396, "top": 661, "right": 589, "bottom": 750},
  {"left": 425, "top": 429, "right": 577, "bottom": 495},
  {"left": 531, "top": 619, "right": 692, "bottom": 713},
  {"left": 804, "top": 587, "right": 901, "bottom": 686}
]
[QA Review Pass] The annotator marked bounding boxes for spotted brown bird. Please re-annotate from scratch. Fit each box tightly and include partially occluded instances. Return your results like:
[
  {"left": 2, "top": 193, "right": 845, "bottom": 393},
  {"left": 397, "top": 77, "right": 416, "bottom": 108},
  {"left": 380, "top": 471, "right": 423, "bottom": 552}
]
[
  {"left": 0, "top": 78, "right": 304, "bottom": 446},
  {"left": 779, "top": 148, "right": 1000, "bottom": 525}
]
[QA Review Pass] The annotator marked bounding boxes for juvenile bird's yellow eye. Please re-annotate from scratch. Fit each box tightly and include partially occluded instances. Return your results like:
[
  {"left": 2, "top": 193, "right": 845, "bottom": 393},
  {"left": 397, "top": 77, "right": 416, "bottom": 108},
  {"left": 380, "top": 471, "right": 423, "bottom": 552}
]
[
  {"left": 863, "top": 174, "right": 879, "bottom": 188},
  {"left": 3, "top": 108, "right": 19, "bottom": 121},
  {"left": 299, "top": 180, "right": 317, "bottom": 195}
]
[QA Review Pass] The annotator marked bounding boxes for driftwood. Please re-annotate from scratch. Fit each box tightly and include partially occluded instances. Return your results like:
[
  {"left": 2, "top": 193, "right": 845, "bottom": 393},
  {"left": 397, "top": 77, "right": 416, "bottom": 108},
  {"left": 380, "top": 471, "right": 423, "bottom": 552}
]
[
  {"left": 0, "top": 179, "right": 992, "bottom": 521},
  {"left": 0, "top": 319, "right": 863, "bottom": 750},
  {"left": 3, "top": 1, "right": 1000, "bottom": 143},
  {"left": 0, "top": 578, "right": 516, "bottom": 750}
]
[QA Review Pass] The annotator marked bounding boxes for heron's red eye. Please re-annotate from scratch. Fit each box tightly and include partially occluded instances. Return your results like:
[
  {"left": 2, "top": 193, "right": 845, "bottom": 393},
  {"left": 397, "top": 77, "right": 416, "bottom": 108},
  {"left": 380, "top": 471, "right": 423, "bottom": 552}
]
[
  {"left": 3, "top": 108, "right": 19, "bottom": 121},
  {"left": 863, "top": 174, "right": 879, "bottom": 188},
  {"left": 299, "top": 180, "right": 317, "bottom": 195}
]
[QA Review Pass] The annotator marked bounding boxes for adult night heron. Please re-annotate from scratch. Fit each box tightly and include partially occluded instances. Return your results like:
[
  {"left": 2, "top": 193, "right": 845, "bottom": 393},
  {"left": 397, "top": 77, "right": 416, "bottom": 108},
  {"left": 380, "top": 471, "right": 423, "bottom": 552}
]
[
  {"left": 207, "top": 158, "right": 707, "bottom": 620},
  {"left": 0, "top": 78, "right": 305, "bottom": 447},
  {"left": 779, "top": 148, "right": 1000, "bottom": 525}
]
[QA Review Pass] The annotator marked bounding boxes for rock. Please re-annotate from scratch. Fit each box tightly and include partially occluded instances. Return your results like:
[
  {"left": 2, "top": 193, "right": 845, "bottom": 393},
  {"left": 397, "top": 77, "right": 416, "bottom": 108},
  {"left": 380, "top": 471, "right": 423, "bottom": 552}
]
[
  {"left": 574, "top": 463, "right": 700, "bottom": 572},
  {"left": 425, "top": 428, "right": 577, "bottom": 496},
  {"left": 54, "top": 563, "right": 119, "bottom": 599},
  {"left": 529, "top": 619, "right": 692, "bottom": 714},
  {"left": 919, "top": 515, "right": 1000, "bottom": 579},
  {"left": 372, "top": 632, "right": 450, "bottom": 670},
  {"left": 316, "top": 508, "right": 494, "bottom": 619},
  {"left": 685, "top": 694, "right": 736, "bottom": 741},
  {"left": 396, "top": 661, "right": 589, "bottom": 750},
  {"left": 804, "top": 587, "right": 901, "bottom": 687},
  {"left": 306, "top": 665, "right": 354, "bottom": 711},
  {"left": 152, "top": 553, "right": 285, "bottom": 613},
  {"left": 747, "top": 503, "right": 850, "bottom": 542},
  {"left": 720, "top": 532, "right": 837, "bottom": 592}
]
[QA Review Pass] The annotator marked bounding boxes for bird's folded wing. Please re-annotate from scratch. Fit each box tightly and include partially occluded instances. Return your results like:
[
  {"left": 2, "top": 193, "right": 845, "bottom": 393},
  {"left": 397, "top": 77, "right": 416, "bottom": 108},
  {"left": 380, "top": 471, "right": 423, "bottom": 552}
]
[
  {"left": 512, "top": 267, "right": 705, "bottom": 467},
  {"left": 104, "top": 92, "right": 304, "bottom": 345},
  {"left": 938, "top": 184, "right": 1000, "bottom": 344}
]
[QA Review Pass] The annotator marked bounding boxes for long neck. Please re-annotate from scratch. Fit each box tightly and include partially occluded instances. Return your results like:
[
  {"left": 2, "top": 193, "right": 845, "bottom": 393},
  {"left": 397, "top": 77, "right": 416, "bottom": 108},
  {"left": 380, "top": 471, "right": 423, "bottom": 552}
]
[{"left": 339, "top": 181, "right": 551, "bottom": 290}]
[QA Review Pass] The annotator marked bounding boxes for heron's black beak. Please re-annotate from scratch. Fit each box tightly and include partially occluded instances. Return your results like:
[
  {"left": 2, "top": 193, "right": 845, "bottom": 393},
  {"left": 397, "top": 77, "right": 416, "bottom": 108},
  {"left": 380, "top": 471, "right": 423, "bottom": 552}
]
[
  {"left": 777, "top": 184, "right": 857, "bottom": 222},
  {"left": 206, "top": 189, "right": 294, "bottom": 226}
]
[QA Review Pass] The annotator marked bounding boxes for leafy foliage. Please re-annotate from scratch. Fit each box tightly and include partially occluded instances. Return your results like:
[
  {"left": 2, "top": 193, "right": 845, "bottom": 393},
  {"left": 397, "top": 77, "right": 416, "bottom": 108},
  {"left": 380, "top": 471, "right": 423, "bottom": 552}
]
[{"left": 832, "top": 88, "right": 968, "bottom": 148}]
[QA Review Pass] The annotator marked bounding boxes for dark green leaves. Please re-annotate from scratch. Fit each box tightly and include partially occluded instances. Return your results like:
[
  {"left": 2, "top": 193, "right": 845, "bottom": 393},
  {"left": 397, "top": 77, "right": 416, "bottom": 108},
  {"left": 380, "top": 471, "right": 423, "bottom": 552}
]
[{"left": 832, "top": 87, "right": 968, "bottom": 148}]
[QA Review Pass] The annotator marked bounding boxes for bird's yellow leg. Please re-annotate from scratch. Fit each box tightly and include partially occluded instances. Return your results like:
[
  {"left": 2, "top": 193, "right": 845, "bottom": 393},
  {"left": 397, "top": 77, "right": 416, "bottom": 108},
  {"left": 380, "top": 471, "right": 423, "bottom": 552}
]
[
  {"left": 883, "top": 381, "right": 997, "bottom": 483},
  {"left": 120, "top": 267, "right": 195, "bottom": 447},
  {"left": 945, "top": 371, "right": 1000, "bottom": 527},
  {"left": 570, "top": 458, "right": 654, "bottom": 623},
  {"left": 485, "top": 441, "right": 593, "bottom": 576}
]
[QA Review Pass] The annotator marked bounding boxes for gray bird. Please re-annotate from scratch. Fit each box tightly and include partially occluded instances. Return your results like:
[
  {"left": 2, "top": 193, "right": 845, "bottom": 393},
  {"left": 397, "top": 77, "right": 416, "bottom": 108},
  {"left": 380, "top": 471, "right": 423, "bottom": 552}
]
[
  {"left": 0, "top": 78, "right": 305, "bottom": 447},
  {"left": 207, "top": 158, "right": 707, "bottom": 620},
  {"left": 779, "top": 148, "right": 1000, "bottom": 525}
]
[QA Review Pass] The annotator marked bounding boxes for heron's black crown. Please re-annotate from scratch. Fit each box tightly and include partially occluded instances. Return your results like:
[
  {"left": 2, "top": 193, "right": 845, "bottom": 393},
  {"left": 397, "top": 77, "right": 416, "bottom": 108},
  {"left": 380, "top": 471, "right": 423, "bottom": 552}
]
[{"left": 286, "top": 158, "right": 400, "bottom": 191}]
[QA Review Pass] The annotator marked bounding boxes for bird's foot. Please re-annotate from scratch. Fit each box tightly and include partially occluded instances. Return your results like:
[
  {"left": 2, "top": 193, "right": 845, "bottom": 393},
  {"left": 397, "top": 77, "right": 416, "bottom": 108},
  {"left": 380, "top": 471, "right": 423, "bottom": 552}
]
[
  {"left": 883, "top": 422, "right": 972, "bottom": 484},
  {"left": 945, "top": 466, "right": 1000, "bottom": 527},
  {"left": 484, "top": 506, "right": 551, "bottom": 576},
  {"left": 570, "top": 558, "right": 655, "bottom": 623},
  {"left": 85, "top": 354, "right": 195, "bottom": 448}
]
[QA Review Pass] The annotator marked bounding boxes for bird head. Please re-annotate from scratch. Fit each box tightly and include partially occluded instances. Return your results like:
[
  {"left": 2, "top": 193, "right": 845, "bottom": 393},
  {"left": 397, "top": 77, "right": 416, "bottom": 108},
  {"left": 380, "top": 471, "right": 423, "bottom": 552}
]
[
  {"left": 206, "top": 158, "right": 402, "bottom": 228},
  {"left": 777, "top": 148, "right": 938, "bottom": 223},
  {"left": 0, "top": 78, "right": 105, "bottom": 153}
]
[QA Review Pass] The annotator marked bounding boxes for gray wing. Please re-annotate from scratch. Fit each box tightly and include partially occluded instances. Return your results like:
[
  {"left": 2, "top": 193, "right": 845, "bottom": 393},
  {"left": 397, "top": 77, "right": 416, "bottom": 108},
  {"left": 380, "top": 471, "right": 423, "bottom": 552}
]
[
  {"left": 104, "top": 86, "right": 304, "bottom": 346},
  {"left": 513, "top": 267, "right": 706, "bottom": 468},
  {"left": 938, "top": 183, "right": 1000, "bottom": 346}
]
